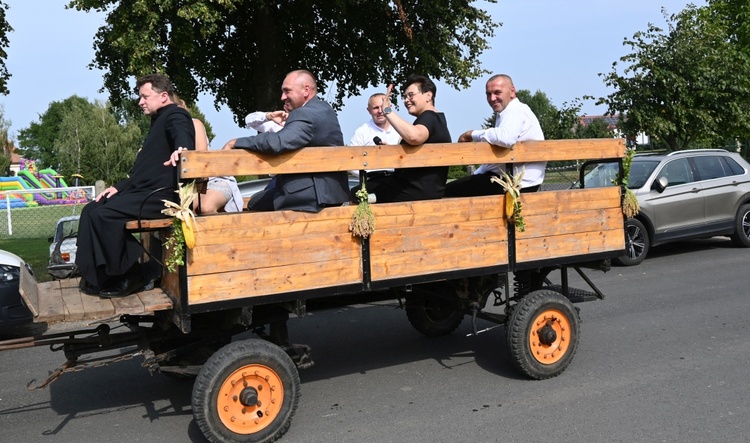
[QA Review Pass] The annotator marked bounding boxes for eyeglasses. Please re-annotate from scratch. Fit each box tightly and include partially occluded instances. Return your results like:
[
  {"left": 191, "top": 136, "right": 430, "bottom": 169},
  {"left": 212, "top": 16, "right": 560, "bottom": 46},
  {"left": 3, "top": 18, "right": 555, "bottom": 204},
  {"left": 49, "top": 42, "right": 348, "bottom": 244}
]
[{"left": 402, "top": 91, "right": 422, "bottom": 101}]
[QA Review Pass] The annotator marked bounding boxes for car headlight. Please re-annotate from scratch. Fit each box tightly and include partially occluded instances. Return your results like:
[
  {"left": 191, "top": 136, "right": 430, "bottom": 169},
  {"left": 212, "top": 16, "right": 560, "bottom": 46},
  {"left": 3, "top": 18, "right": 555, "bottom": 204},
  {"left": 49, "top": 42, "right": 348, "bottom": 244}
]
[{"left": 0, "top": 264, "right": 20, "bottom": 282}]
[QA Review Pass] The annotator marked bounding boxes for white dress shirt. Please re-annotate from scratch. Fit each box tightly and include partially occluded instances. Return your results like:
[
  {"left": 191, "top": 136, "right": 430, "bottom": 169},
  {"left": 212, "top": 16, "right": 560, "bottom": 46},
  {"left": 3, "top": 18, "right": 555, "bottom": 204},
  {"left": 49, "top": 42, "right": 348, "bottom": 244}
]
[
  {"left": 245, "top": 111, "right": 284, "bottom": 134},
  {"left": 348, "top": 120, "right": 401, "bottom": 176},
  {"left": 471, "top": 98, "right": 546, "bottom": 188}
]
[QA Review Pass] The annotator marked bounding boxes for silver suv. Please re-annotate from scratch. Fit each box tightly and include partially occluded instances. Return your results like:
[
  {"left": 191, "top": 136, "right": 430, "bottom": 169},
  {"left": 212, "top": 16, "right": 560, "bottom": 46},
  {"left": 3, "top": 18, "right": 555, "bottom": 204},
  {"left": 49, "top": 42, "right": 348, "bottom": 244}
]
[{"left": 582, "top": 149, "right": 750, "bottom": 265}]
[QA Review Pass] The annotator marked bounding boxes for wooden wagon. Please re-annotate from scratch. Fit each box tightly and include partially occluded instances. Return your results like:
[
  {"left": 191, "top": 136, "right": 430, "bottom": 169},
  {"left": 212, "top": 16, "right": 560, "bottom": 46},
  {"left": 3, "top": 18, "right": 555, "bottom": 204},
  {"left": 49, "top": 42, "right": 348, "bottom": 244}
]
[{"left": 4, "top": 138, "right": 626, "bottom": 443}]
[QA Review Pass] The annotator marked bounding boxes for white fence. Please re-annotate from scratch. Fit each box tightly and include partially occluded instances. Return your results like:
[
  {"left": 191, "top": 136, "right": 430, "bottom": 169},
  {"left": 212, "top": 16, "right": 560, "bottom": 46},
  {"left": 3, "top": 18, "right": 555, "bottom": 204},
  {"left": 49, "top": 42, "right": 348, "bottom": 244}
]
[{"left": 0, "top": 187, "right": 94, "bottom": 238}]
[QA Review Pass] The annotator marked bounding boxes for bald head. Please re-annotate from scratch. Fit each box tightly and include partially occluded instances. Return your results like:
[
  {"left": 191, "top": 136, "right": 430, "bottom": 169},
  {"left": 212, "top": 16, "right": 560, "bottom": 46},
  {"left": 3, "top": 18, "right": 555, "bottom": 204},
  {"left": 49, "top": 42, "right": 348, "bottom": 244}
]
[
  {"left": 485, "top": 74, "right": 516, "bottom": 113},
  {"left": 281, "top": 70, "right": 318, "bottom": 110}
]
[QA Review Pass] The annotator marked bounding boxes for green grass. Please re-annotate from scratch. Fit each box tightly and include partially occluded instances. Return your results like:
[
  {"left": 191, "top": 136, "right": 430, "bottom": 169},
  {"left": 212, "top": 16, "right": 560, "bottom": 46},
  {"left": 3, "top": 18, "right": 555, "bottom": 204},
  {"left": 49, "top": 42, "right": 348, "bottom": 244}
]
[
  {"left": 0, "top": 237, "right": 53, "bottom": 282},
  {"left": 0, "top": 204, "right": 84, "bottom": 239}
]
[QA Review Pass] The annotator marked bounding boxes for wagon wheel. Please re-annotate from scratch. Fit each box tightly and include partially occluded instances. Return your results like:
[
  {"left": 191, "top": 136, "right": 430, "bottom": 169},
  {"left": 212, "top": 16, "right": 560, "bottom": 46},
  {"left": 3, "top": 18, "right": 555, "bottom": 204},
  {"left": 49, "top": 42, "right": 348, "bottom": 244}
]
[
  {"left": 506, "top": 290, "right": 579, "bottom": 380},
  {"left": 405, "top": 293, "right": 463, "bottom": 337},
  {"left": 192, "top": 339, "right": 300, "bottom": 443}
]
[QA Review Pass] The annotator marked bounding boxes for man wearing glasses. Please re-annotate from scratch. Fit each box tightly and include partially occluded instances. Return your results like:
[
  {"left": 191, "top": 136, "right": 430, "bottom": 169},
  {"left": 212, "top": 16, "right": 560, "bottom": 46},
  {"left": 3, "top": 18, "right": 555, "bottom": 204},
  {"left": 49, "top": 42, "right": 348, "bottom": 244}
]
[{"left": 354, "top": 74, "right": 451, "bottom": 203}]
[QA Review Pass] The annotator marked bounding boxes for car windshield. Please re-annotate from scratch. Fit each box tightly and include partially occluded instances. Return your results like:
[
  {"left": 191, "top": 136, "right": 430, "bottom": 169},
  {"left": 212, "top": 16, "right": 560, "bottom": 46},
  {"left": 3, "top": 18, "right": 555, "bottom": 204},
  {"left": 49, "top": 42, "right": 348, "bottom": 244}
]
[
  {"left": 582, "top": 159, "right": 660, "bottom": 189},
  {"left": 55, "top": 219, "right": 80, "bottom": 242},
  {"left": 628, "top": 160, "right": 660, "bottom": 188}
]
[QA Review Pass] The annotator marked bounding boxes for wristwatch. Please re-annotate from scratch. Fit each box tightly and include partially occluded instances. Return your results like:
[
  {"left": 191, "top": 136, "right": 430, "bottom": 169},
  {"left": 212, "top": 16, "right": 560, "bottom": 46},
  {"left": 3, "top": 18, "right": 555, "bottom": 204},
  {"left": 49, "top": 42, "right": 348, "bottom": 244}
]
[{"left": 383, "top": 106, "right": 392, "bottom": 115}]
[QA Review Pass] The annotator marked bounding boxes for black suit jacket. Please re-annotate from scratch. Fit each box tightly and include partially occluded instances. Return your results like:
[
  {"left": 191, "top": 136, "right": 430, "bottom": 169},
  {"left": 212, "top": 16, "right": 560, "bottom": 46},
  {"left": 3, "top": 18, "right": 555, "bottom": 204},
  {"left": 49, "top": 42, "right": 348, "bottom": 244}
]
[{"left": 234, "top": 97, "right": 350, "bottom": 212}]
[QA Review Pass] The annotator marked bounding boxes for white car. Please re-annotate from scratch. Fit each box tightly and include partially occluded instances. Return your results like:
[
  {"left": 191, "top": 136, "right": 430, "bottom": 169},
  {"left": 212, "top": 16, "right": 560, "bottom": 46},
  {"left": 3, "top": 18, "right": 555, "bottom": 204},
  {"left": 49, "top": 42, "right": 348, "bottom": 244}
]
[
  {"left": 48, "top": 215, "right": 80, "bottom": 279},
  {"left": 0, "top": 249, "right": 32, "bottom": 329}
]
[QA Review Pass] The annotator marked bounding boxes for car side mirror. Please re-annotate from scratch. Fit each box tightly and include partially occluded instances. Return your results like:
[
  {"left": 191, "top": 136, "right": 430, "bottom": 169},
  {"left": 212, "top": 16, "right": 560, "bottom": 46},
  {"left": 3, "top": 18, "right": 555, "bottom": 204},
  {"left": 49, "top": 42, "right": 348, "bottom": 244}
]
[{"left": 652, "top": 176, "right": 668, "bottom": 193}]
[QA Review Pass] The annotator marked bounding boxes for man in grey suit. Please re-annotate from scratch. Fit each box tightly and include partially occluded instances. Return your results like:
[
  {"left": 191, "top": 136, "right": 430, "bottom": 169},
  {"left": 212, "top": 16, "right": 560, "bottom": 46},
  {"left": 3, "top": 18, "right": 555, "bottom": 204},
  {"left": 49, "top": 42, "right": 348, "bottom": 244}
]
[{"left": 222, "top": 70, "right": 350, "bottom": 212}]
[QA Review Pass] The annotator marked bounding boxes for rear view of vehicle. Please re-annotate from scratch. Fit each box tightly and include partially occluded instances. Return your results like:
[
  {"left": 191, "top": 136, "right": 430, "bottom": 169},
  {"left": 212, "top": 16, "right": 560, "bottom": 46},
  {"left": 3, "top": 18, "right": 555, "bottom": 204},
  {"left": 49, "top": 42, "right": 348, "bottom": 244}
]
[{"left": 48, "top": 215, "right": 80, "bottom": 279}]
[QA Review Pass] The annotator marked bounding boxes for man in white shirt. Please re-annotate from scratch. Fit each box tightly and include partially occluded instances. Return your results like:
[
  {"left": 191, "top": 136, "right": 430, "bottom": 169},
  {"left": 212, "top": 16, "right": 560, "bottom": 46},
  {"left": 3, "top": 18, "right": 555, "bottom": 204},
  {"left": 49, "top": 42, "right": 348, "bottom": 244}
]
[
  {"left": 445, "top": 74, "right": 545, "bottom": 197},
  {"left": 349, "top": 93, "right": 401, "bottom": 177}
]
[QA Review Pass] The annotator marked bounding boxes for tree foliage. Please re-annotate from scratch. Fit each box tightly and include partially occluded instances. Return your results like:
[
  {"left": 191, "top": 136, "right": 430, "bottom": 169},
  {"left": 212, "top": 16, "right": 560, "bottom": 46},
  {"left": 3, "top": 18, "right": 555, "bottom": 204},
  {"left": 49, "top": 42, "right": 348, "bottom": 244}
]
[
  {"left": 17, "top": 96, "right": 142, "bottom": 185},
  {"left": 0, "top": 1, "right": 12, "bottom": 95},
  {"left": 0, "top": 104, "right": 12, "bottom": 174},
  {"left": 67, "top": 0, "right": 498, "bottom": 125},
  {"left": 599, "top": 5, "right": 750, "bottom": 151},
  {"left": 55, "top": 99, "right": 141, "bottom": 185}
]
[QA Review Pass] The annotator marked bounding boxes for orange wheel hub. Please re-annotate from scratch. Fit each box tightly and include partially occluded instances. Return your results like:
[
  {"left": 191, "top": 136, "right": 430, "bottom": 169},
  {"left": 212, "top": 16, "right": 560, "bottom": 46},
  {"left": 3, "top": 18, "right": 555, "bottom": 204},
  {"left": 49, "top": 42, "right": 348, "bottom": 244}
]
[
  {"left": 529, "top": 309, "right": 571, "bottom": 364},
  {"left": 217, "top": 364, "right": 285, "bottom": 434}
]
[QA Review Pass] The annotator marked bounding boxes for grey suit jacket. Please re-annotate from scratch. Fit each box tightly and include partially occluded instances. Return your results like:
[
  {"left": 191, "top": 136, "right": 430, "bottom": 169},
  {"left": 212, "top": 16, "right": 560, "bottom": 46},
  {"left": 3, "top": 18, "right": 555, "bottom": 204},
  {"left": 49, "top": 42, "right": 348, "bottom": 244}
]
[{"left": 234, "top": 97, "right": 350, "bottom": 212}]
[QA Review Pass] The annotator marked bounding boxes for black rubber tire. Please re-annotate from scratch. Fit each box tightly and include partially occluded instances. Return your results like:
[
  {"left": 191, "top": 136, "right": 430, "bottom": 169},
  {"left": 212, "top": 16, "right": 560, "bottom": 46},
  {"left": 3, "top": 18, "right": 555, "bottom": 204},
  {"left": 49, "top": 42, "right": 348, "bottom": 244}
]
[
  {"left": 730, "top": 203, "right": 750, "bottom": 247},
  {"left": 507, "top": 290, "right": 579, "bottom": 380},
  {"left": 192, "top": 339, "right": 300, "bottom": 443},
  {"left": 405, "top": 294, "right": 464, "bottom": 337},
  {"left": 615, "top": 218, "right": 649, "bottom": 266}
]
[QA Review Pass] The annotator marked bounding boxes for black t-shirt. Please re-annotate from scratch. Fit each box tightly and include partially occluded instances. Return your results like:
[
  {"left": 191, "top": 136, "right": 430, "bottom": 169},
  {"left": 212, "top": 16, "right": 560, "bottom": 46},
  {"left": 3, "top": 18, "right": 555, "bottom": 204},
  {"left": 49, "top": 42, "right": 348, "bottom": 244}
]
[{"left": 390, "top": 110, "right": 452, "bottom": 200}]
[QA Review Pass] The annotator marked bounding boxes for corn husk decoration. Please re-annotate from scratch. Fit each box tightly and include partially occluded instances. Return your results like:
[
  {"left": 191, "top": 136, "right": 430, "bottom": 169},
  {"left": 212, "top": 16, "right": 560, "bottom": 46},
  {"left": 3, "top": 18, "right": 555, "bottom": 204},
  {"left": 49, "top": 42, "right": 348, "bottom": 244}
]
[
  {"left": 349, "top": 185, "right": 375, "bottom": 238},
  {"left": 617, "top": 148, "right": 640, "bottom": 218},
  {"left": 161, "top": 181, "right": 198, "bottom": 272},
  {"left": 490, "top": 167, "right": 526, "bottom": 232}
]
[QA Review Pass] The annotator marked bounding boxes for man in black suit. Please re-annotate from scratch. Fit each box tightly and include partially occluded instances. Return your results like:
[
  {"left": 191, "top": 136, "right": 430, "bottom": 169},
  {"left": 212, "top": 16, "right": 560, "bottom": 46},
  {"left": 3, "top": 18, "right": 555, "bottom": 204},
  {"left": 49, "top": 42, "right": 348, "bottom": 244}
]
[
  {"left": 222, "top": 70, "right": 350, "bottom": 212},
  {"left": 76, "top": 74, "right": 195, "bottom": 298}
]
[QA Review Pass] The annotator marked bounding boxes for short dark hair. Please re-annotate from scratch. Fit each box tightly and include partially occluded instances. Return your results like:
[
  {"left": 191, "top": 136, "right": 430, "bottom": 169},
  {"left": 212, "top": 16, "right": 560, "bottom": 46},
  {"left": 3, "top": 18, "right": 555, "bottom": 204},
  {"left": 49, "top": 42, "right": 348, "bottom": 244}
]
[
  {"left": 404, "top": 74, "right": 437, "bottom": 105},
  {"left": 135, "top": 74, "right": 175, "bottom": 99}
]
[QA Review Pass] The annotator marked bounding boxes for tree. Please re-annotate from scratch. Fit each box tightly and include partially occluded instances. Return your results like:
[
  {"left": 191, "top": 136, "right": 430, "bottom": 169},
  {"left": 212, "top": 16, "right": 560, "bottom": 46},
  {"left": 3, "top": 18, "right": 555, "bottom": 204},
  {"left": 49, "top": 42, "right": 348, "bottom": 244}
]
[
  {"left": 54, "top": 99, "right": 142, "bottom": 185},
  {"left": 17, "top": 96, "right": 143, "bottom": 184},
  {"left": 0, "top": 1, "right": 12, "bottom": 95},
  {"left": 515, "top": 89, "right": 583, "bottom": 140},
  {"left": 17, "top": 96, "right": 92, "bottom": 168},
  {"left": 67, "top": 0, "right": 497, "bottom": 125},
  {"left": 0, "top": 104, "right": 11, "bottom": 174},
  {"left": 575, "top": 118, "right": 614, "bottom": 139},
  {"left": 598, "top": 5, "right": 750, "bottom": 151}
]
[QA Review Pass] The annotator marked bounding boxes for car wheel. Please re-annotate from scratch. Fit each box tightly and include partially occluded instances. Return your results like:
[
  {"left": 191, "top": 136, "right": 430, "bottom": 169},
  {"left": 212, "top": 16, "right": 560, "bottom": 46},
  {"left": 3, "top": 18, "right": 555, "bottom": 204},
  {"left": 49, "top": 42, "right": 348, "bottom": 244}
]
[
  {"left": 614, "top": 218, "right": 649, "bottom": 266},
  {"left": 730, "top": 203, "right": 750, "bottom": 247}
]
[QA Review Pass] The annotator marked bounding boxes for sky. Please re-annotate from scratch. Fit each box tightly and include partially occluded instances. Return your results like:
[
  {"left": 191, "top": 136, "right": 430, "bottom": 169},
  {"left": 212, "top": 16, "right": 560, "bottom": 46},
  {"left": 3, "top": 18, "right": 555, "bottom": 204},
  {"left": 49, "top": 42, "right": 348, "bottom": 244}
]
[{"left": 3, "top": 0, "right": 705, "bottom": 151}]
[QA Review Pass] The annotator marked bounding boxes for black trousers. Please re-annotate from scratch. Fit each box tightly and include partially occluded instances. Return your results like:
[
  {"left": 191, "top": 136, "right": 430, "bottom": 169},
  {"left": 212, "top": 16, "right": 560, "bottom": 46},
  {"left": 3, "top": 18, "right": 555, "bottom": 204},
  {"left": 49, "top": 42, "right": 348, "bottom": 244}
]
[
  {"left": 444, "top": 172, "right": 540, "bottom": 197},
  {"left": 75, "top": 188, "right": 174, "bottom": 287}
]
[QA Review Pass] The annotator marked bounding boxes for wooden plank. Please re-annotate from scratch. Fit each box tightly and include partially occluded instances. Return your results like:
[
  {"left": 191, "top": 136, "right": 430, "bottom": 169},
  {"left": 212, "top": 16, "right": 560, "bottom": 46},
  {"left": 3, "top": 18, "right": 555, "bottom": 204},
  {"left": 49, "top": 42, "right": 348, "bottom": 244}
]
[
  {"left": 520, "top": 188, "right": 622, "bottom": 215},
  {"left": 372, "top": 196, "right": 504, "bottom": 227},
  {"left": 188, "top": 232, "right": 361, "bottom": 275},
  {"left": 517, "top": 207, "right": 624, "bottom": 239},
  {"left": 191, "top": 206, "right": 357, "bottom": 246},
  {"left": 34, "top": 280, "right": 66, "bottom": 323},
  {"left": 179, "top": 139, "right": 625, "bottom": 178},
  {"left": 370, "top": 219, "right": 508, "bottom": 253},
  {"left": 370, "top": 241, "right": 508, "bottom": 281},
  {"left": 124, "top": 218, "right": 173, "bottom": 230},
  {"left": 109, "top": 292, "right": 147, "bottom": 315},
  {"left": 516, "top": 229, "right": 625, "bottom": 263},
  {"left": 19, "top": 263, "right": 40, "bottom": 318},
  {"left": 187, "top": 258, "right": 362, "bottom": 304},
  {"left": 136, "top": 288, "right": 174, "bottom": 312},
  {"left": 79, "top": 288, "right": 116, "bottom": 319},
  {"left": 60, "top": 284, "right": 86, "bottom": 321}
]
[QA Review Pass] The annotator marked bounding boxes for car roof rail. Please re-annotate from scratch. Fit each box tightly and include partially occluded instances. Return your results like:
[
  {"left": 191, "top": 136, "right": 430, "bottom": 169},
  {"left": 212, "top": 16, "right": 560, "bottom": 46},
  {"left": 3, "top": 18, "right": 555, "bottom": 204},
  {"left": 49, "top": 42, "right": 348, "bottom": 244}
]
[{"left": 666, "top": 148, "right": 728, "bottom": 156}]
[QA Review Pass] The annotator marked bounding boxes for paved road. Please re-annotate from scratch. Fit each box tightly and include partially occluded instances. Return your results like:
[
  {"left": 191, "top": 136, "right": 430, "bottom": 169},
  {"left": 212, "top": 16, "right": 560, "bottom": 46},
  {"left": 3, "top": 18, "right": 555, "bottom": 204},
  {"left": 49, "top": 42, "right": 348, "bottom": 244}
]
[{"left": 1, "top": 237, "right": 748, "bottom": 442}]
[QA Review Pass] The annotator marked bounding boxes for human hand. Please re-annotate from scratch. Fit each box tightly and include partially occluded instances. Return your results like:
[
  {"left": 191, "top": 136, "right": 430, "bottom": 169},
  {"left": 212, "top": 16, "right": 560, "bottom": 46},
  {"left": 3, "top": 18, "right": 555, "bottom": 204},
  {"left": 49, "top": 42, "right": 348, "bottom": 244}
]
[
  {"left": 383, "top": 84, "right": 394, "bottom": 109},
  {"left": 163, "top": 147, "right": 188, "bottom": 167},
  {"left": 221, "top": 139, "right": 237, "bottom": 150},
  {"left": 95, "top": 186, "right": 118, "bottom": 202},
  {"left": 267, "top": 110, "right": 289, "bottom": 126},
  {"left": 458, "top": 130, "right": 474, "bottom": 142}
]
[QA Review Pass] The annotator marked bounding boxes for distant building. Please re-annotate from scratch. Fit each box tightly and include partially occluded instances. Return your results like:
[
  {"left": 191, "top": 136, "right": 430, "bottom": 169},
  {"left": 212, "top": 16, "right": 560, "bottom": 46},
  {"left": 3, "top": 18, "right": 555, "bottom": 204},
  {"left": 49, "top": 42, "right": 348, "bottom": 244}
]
[
  {"left": 9, "top": 147, "right": 21, "bottom": 176},
  {"left": 578, "top": 114, "right": 650, "bottom": 146}
]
